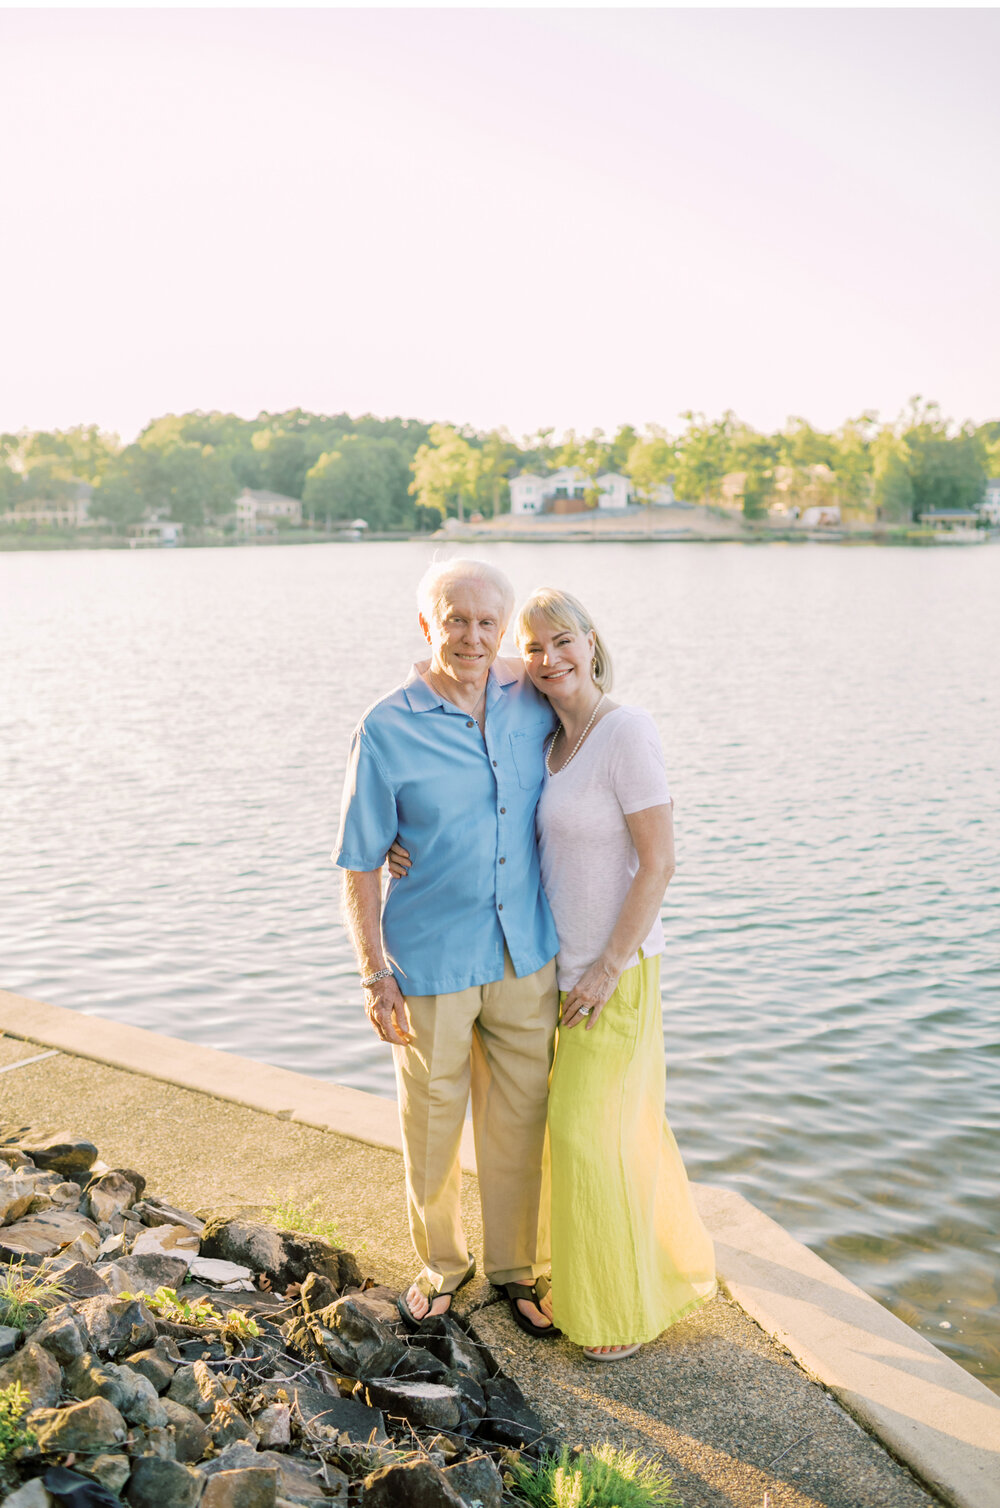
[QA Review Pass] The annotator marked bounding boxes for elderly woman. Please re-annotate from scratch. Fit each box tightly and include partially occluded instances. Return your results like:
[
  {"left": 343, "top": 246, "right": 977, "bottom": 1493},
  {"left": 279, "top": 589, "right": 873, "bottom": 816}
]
[{"left": 512, "top": 586, "right": 716, "bottom": 1360}]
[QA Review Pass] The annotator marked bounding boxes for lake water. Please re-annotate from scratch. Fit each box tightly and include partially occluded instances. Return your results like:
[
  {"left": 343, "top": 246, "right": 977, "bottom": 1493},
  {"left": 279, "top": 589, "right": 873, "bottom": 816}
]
[{"left": 1, "top": 539, "right": 998, "bottom": 1391}]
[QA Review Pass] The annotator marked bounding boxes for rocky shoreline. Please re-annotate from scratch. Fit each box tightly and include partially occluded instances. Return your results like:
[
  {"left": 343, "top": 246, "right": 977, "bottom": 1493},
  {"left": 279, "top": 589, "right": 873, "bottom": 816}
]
[{"left": 0, "top": 1125, "right": 560, "bottom": 1508}]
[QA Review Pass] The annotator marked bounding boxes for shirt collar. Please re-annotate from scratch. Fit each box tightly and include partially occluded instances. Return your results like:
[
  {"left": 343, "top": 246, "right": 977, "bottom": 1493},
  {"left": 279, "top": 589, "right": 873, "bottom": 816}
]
[{"left": 403, "top": 658, "right": 517, "bottom": 713}]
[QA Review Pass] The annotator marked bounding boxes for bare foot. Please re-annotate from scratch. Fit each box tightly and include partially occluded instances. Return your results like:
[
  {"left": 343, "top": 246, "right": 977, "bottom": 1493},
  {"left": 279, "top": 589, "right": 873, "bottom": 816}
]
[
  {"left": 511, "top": 1280, "right": 554, "bottom": 1330},
  {"left": 404, "top": 1284, "right": 453, "bottom": 1322}
]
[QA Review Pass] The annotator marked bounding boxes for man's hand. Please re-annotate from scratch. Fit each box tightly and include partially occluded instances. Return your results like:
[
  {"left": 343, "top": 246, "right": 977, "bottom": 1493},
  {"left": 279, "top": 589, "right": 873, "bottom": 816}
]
[
  {"left": 364, "top": 973, "right": 414, "bottom": 1046},
  {"left": 561, "top": 957, "right": 620, "bottom": 1030}
]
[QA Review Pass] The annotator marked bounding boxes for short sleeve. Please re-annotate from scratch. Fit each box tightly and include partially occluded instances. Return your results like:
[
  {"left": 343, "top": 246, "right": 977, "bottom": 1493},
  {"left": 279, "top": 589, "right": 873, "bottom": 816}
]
[
  {"left": 332, "top": 726, "right": 398, "bottom": 871},
  {"left": 608, "top": 711, "right": 671, "bottom": 816}
]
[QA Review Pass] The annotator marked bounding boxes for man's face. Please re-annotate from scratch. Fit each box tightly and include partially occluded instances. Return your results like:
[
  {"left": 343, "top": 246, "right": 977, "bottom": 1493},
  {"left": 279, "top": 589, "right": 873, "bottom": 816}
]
[{"left": 420, "top": 580, "right": 506, "bottom": 689}]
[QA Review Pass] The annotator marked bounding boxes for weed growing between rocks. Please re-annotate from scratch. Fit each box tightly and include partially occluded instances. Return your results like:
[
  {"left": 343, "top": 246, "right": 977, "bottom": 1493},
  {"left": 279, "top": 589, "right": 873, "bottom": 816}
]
[
  {"left": 0, "top": 1384, "right": 36, "bottom": 1464},
  {"left": 117, "top": 1287, "right": 261, "bottom": 1342},
  {"left": 261, "top": 1194, "right": 342, "bottom": 1246},
  {"left": 0, "top": 1262, "right": 68, "bottom": 1331},
  {"left": 511, "top": 1444, "right": 683, "bottom": 1508}
]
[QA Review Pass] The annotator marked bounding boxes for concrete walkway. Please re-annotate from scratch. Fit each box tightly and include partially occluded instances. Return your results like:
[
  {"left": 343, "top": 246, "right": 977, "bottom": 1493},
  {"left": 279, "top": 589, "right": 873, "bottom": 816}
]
[{"left": 2, "top": 990, "right": 999, "bottom": 1508}]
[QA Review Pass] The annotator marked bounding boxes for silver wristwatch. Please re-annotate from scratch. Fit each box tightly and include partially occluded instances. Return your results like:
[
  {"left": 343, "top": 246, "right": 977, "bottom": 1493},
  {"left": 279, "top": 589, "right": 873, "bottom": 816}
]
[{"left": 362, "top": 967, "right": 394, "bottom": 988}]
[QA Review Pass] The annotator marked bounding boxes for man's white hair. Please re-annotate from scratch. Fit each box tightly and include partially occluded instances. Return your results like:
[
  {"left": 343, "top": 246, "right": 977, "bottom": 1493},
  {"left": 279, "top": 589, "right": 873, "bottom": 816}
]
[{"left": 417, "top": 557, "right": 516, "bottom": 629}]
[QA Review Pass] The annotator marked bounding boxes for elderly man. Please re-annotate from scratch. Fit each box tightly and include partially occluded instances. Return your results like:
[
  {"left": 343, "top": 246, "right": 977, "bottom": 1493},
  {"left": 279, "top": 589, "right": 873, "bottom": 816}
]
[{"left": 333, "top": 558, "right": 560, "bottom": 1336}]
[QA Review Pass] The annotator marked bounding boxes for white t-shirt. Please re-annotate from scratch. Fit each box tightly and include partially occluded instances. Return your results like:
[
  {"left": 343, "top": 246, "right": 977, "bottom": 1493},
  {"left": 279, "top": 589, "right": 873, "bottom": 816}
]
[{"left": 536, "top": 705, "right": 672, "bottom": 991}]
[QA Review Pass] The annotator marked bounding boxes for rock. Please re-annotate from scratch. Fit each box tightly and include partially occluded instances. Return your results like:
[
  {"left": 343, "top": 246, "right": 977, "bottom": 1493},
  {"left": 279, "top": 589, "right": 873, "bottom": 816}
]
[
  {"left": 127, "top": 1423, "right": 176, "bottom": 1461},
  {"left": 196, "top": 1222, "right": 285, "bottom": 1281},
  {"left": 0, "top": 1146, "right": 34, "bottom": 1171},
  {"left": 0, "top": 1211, "right": 100, "bottom": 1262},
  {"left": 198, "top": 1443, "right": 259, "bottom": 1475},
  {"left": 161, "top": 1398, "right": 211, "bottom": 1463},
  {"left": 13, "top": 1132, "right": 98, "bottom": 1179},
  {"left": 187, "top": 1259, "right": 254, "bottom": 1291},
  {"left": 0, "top": 1324, "right": 20, "bottom": 1358},
  {"left": 130, "top": 1225, "right": 199, "bottom": 1265},
  {"left": 253, "top": 1452, "right": 344, "bottom": 1505},
  {"left": 450, "top": 1372, "right": 486, "bottom": 1429},
  {"left": 257, "top": 1381, "right": 386, "bottom": 1444},
  {"left": 75, "top": 1452, "right": 132, "bottom": 1494},
  {"left": 34, "top": 1182, "right": 82, "bottom": 1211},
  {"left": 31, "top": 1305, "right": 89, "bottom": 1365},
  {"left": 297, "top": 1274, "right": 338, "bottom": 1317},
  {"left": 301, "top": 1296, "right": 405, "bottom": 1378},
  {"left": 252, "top": 1403, "right": 289, "bottom": 1449},
  {"left": 85, "top": 1171, "right": 145, "bottom": 1226},
  {"left": 416, "top": 1318, "right": 491, "bottom": 1383},
  {"left": 198, "top": 1221, "right": 361, "bottom": 1295},
  {"left": 0, "top": 1172, "right": 36, "bottom": 1226},
  {"left": 124, "top": 1337, "right": 179, "bottom": 1393},
  {"left": 392, "top": 1346, "right": 449, "bottom": 1383},
  {"left": 64, "top": 1353, "right": 168, "bottom": 1427},
  {"left": 337, "top": 1286, "right": 398, "bottom": 1326},
  {"left": 29, "top": 1396, "right": 128, "bottom": 1453},
  {"left": 361, "top": 1379, "right": 462, "bottom": 1432},
  {"left": 125, "top": 1456, "right": 205, "bottom": 1508},
  {"left": 475, "top": 1377, "right": 547, "bottom": 1451},
  {"left": 48, "top": 1262, "right": 110, "bottom": 1300},
  {"left": 131, "top": 1198, "right": 204, "bottom": 1235},
  {"left": 201, "top": 1469, "right": 277, "bottom": 1508},
  {"left": 361, "top": 1459, "right": 465, "bottom": 1508},
  {"left": 76, "top": 1295, "right": 157, "bottom": 1358},
  {"left": 442, "top": 1454, "right": 504, "bottom": 1508},
  {"left": 0, "top": 1340, "right": 62, "bottom": 1408},
  {"left": 204, "top": 1398, "right": 256, "bottom": 1452},
  {"left": 98, "top": 1252, "right": 191, "bottom": 1294},
  {"left": 167, "top": 1361, "right": 234, "bottom": 1418},
  {"left": 0, "top": 1480, "right": 54, "bottom": 1508}
]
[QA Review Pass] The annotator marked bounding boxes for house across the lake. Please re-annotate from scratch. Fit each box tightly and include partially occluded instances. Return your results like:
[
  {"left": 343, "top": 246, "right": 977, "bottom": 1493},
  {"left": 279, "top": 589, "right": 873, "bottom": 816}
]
[
  {"left": 6, "top": 482, "right": 95, "bottom": 529},
  {"left": 982, "top": 479, "right": 1000, "bottom": 526},
  {"left": 509, "top": 467, "right": 639, "bottom": 516},
  {"left": 234, "top": 487, "right": 303, "bottom": 534}
]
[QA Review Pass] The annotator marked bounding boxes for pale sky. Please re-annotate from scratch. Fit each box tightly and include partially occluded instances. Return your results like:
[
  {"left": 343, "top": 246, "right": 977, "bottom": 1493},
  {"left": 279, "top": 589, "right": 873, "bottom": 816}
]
[{"left": 2, "top": 7, "right": 997, "bottom": 443}]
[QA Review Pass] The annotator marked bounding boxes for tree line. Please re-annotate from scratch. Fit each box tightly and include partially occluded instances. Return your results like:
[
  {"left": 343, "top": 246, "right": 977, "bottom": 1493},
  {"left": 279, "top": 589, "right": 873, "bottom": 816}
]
[{"left": 1, "top": 400, "right": 997, "bottom": 531}]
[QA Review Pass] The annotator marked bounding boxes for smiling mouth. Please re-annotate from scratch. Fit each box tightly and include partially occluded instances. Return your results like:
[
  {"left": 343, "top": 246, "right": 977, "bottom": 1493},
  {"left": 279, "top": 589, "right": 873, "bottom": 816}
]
[{"left": 541, "top": 668, "right": 572, "bottom": 679}]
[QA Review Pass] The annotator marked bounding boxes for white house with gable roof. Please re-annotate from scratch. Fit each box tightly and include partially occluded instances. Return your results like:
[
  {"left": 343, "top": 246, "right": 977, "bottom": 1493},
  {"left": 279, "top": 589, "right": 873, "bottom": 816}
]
[{"left": 509, "top": 467, "right": 633, "bottom": 516}]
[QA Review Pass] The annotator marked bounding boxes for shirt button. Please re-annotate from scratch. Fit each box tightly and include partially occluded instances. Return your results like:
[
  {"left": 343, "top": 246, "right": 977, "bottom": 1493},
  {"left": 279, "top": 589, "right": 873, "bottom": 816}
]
[
  {"left": 498, "top": 903, "right": 503, "bottom": 911},
  {"left": 466, "top": 720, "right": 474, "bottom": 727},
  {"left": 499, "top": 857, "right": 505, "bottom": 864},
  {"left": 492, "top": 760, "right": 497, "bottom": 767},
  {"left": 499, "top": 807, "right": 506, "bottom": 815}
]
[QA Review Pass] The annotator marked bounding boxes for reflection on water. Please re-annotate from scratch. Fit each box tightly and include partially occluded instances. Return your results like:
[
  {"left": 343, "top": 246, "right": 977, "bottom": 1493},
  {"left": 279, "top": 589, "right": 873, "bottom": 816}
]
[{"left": 1, "top": 540, "right": 998, "bottom": 1390}]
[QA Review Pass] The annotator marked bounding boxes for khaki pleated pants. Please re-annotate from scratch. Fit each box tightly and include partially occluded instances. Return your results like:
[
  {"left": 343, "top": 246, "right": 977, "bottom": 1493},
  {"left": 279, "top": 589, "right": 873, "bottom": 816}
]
[{"left": 393, "top": 950, "right": 558, "bottom": 1290}]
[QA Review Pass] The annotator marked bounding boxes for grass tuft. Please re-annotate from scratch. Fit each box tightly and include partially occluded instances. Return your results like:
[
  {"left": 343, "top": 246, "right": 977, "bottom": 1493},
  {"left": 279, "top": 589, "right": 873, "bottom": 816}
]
[
  {"left": 261, "top": 1194, "right": 341, "bottom": 1244},
  {"left": 0, "top": 1260, "right": 69, "bottom": 1331},
  {"left": 119, "top": 1287, "right": 260, "bottom": 1340},
  {"left": 511, "top": 1443, "right": 683, "bottom": 1508}
]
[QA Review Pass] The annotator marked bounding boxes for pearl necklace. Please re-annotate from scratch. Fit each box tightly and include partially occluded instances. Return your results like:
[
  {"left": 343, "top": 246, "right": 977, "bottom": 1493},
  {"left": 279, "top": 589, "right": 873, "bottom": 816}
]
[{"left": 546, "top": 694, "right": 607, "bottom": 775}]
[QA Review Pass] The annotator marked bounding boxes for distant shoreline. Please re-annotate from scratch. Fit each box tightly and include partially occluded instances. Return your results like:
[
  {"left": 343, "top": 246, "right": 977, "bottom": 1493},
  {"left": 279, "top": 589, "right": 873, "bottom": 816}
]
[{"left": 0, "top": 518, "right": 995, "bottom": 552}]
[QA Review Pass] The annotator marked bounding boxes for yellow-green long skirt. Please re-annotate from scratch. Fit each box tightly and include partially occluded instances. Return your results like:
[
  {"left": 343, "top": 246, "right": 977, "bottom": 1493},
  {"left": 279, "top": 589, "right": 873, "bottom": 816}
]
[{"left": 548, "top": 954, "right": 716, "bottom": 1348}]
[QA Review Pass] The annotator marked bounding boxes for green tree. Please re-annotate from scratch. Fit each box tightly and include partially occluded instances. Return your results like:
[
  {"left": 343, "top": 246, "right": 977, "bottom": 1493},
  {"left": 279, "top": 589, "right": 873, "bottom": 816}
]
[
  {"left": 303, "top": 436, "right": 411, "bottom": 528},
  {"left": 730, "top": 427, "right": 778, "bottom": 518},
  {"left": 871, "top": 431, "right": 914, "bottom": 523},
  {"left": 608, "top": 424, "right": 639, "bottom": 472},
  {"left": 556, "top": 429, "right": 611, "bottom": 507},
  {"left": 673, "top": 411, "right": 737, "bottom": 504},
  {"left": 624, "top": 427, "right": 677, "bottom": 505},
  {"left": 410, "top": 425, "right": 480, "bottom": 521},
  {"left": 475, "top": 429, "right": 517, "bottom": 517}
]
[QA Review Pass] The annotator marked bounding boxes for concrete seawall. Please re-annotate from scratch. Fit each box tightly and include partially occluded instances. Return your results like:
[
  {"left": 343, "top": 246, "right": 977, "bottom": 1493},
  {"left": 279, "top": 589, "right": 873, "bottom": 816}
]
[{"left": 2, "top": 987, "right": 998, "bottom": 1508}]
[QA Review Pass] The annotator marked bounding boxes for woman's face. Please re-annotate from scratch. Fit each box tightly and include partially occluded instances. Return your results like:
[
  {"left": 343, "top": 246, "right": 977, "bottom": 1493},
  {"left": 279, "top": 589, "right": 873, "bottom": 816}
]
[{"left": 520, "top": 614, "right": 596, "bottom": 702}]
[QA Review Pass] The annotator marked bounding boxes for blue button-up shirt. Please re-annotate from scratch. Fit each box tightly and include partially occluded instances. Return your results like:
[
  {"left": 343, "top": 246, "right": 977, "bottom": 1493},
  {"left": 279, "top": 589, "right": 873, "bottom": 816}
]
[{"left": 333, "top": 659, "right": 558, "bottom": 996}]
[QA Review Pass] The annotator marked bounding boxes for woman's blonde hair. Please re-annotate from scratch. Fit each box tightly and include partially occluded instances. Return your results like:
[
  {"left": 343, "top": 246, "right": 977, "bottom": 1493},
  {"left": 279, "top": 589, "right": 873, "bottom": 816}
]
[{"left": 514, "top": 587, "right": 614, "bottom": 692}]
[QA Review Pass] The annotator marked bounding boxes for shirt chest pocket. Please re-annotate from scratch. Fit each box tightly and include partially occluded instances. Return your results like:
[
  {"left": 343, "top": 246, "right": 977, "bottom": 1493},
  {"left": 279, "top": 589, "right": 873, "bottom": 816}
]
[{"left": 509, "top": 727, "right": 547, "bottom": 791}]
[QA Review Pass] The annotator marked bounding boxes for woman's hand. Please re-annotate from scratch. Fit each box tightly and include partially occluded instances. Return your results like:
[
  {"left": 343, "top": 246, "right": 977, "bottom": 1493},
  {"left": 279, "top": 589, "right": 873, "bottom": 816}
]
[
  {"left": 386, "top": 839, "right": 412, "bottom": 880},
  {"left": 561, "top": 956, "right": 621, "bottom": 1030}
]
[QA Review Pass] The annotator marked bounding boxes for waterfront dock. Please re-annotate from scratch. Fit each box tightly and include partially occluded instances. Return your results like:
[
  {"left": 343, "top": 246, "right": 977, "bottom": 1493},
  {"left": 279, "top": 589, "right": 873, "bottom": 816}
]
[{"left": 2, "top": 988, "right": 998, "bottom": 1508}]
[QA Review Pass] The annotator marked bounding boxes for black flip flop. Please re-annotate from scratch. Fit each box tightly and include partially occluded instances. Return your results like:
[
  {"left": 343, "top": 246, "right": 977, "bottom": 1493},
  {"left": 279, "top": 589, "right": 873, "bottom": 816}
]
[
  {"left": 501, "top": 1275, "right": 562, "bottom": 1339},
  {"left": 397, "top": 1253, "right": 476, "bottom": 1332}
]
